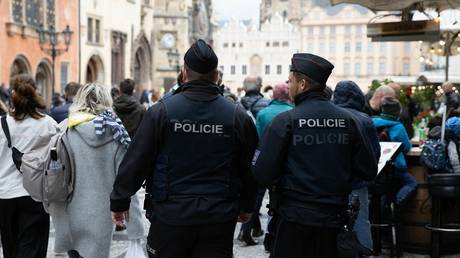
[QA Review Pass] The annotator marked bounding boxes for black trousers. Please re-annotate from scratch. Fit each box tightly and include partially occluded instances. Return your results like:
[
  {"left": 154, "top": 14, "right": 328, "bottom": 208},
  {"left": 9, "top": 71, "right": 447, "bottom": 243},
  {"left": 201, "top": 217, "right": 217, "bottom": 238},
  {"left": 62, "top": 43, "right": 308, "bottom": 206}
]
[
  {"left": 0, "top": 196, "right": 49, "bottom": 258},
  {"left": 147, "top": 217, "right": 236, "bottom": 258},
  {"left": 271, "top": 219, "right": 339, "bottom": 258}
]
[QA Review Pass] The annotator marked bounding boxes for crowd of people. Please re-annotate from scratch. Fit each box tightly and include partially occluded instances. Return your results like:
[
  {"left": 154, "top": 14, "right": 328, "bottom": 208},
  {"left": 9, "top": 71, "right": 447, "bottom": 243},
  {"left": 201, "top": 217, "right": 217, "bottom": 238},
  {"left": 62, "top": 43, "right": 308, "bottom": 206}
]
[{"left": 0, "top": 38, "right": 457, "bottom": 258}]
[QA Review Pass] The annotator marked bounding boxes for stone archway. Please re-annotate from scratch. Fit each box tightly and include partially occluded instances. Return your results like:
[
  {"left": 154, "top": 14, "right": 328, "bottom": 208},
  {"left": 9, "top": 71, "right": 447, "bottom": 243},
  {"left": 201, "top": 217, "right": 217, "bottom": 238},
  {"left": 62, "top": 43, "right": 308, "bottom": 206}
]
[
  {"left": 132, "top": 33, "right": 152, "bottom": 95},
  {"left": 250, "top": 55, "right": 262, "bottom": 77},
  {"left": 86, "top": 55, "right": 105, "bottom": 83},
  {"left": 35, "top": 60, "right": 53, "bottom": 104},
  {"left": 10, "top": 55, "right": 32, "bottom": 81}
]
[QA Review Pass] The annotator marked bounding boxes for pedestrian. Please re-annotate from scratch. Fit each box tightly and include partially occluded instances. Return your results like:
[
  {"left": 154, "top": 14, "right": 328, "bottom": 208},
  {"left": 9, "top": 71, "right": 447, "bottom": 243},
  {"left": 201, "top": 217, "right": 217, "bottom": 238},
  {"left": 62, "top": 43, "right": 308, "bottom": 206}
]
[
  {"left": 113, "top": 78, "right": 146, "bottom": 138},
  {"left": 110, "top": 39, "right": 258, "bottom": 258},
  {"left": 240, "top": 76, "right": 270, "bottom": 118},
  {"left": 363, "top": 85, "right": 396, "bottom": 116},
  {"left": 50, "top": 82, "right": 81, "bottom": 123},
  {"left": 148, "top": 89, "right": 161, "bottom": 107},
  {"left": 252, "top": 53, "right": 378, "bottom": 258},
  {"left": 387, "top": 82, "right": 418, "bottom": 138},
  {"left": 239, "top": 83, "right": 293, "bottom": 247},
  {"left": 111, "top": 86, "right": 121, "bottom": 100},
  {"left": 49, "top": 82, "right": 144, "bottom": 258},
  {"left": 372, "top": 97, "right": 417, "bottom": 206},
  {"left": 0, "top": 74, "right": 58, "bottom": 258},
  {"left": 333, "top": 80, "right": 381, "bottom": 255},
  {"left": 442, "top": 81, "right": 460, "bottom": 117}
]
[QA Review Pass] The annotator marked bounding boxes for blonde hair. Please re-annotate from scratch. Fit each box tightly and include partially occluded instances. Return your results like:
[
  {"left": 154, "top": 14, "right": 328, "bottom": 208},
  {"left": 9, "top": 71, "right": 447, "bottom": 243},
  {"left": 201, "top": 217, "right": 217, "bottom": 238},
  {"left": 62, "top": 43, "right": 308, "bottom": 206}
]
[{"left": 70, "top": 82, "right": 113, "bottom": 115}]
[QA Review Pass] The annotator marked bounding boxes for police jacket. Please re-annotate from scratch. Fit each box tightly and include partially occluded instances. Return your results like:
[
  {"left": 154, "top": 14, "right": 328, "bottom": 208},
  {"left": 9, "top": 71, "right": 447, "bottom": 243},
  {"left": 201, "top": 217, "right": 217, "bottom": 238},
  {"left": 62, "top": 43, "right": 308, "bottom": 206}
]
[
  {"left": 110, "top": 80, "right": 258, "bottom": 225},
  {"left": 252, "top": 90, "right": 378, "bottom": 227}
]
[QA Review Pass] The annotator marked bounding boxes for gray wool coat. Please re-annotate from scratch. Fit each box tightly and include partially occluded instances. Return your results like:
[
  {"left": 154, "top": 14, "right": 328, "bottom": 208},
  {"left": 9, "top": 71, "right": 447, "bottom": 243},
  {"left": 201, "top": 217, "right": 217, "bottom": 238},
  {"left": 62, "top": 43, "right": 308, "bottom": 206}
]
[{"left": 49, "top": 120, "right": 144, "bottom": 258}]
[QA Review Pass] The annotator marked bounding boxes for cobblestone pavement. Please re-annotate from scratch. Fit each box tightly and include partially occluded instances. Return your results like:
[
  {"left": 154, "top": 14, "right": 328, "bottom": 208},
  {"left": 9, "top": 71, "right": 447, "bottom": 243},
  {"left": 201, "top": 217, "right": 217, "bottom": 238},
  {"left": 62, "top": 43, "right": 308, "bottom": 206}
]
[{"left": 1, "top": 193, "right": 460, "bottom": 258}]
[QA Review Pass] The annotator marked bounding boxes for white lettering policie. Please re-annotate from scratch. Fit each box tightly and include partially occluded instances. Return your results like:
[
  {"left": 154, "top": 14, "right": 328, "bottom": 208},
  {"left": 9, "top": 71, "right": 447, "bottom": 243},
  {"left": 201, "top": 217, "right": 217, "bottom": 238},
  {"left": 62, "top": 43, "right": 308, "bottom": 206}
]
[
  {"left": 298, "top": 118, "right": 346, "bottom": 128},
  {"left": 173, "top": 122, "right": 224, "bottom": 134}
]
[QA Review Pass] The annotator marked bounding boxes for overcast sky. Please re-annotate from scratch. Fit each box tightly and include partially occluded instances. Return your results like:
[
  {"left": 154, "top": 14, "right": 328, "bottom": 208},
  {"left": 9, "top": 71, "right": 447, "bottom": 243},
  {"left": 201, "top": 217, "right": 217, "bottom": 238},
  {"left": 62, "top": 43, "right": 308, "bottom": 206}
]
[{"left": 213, "top": 0, "right": 261, "bottom": 22}]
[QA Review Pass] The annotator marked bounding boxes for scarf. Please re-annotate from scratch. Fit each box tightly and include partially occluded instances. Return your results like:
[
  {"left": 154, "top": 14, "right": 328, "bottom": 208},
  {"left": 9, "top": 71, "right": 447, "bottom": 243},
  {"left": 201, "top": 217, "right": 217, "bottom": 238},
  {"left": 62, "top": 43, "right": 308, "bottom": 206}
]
[{"left": 93, "top": 110, "right": 131, "bottom": 149}]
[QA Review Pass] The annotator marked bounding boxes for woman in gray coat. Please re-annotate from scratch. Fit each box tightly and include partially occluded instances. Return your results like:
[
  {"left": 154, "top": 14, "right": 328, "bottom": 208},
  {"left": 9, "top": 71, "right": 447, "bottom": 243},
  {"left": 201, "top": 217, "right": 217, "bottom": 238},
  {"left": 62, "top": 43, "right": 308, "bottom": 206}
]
[{"left": 49, "top": 83, "right": 144, "bottom": 258}]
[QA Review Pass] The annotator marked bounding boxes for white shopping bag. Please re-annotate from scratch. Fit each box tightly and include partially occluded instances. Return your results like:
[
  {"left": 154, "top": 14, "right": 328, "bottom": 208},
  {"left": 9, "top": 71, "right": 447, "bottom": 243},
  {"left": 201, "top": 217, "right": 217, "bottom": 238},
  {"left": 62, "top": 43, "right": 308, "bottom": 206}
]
[{"left": 124, "top": 239, "right": 148, "bottom": 258}]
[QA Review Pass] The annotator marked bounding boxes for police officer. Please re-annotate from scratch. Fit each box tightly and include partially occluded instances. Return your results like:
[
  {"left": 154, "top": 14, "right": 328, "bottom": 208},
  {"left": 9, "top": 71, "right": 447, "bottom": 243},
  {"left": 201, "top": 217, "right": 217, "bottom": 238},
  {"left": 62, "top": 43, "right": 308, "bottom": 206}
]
[
  {"left": 252, "top": 53, "right": 378, "bottom": 258},
  {"left": 110, "top": 39, "right": 258, "bottom": 258}
]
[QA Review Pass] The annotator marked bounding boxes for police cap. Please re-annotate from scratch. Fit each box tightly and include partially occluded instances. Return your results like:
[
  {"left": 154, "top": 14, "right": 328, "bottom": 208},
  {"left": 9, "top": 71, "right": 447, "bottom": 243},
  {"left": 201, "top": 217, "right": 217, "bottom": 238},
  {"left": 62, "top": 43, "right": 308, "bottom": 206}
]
[
  {"left": 184, "top": 39, "right": 218, "bottom": 74},
  {"left": 290, "top": 53, "right": 334, "bottom": 87}
]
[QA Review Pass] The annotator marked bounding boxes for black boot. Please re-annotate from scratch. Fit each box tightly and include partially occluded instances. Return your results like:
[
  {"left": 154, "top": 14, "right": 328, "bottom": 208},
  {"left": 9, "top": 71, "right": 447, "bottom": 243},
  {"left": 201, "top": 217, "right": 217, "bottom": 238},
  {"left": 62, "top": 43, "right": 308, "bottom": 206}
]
[
  {"left": 252, "top": 227, "right": 264, "bottom": 238},
  {"left": 242, "top": 231, "right": 258, "bottom": 246}
]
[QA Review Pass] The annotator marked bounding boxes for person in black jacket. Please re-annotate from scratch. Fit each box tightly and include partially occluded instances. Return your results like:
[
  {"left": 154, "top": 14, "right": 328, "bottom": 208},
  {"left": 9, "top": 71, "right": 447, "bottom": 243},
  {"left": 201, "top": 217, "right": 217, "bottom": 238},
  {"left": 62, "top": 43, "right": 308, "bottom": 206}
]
[
  {"left": 333, "top": 80, "right": 381, "bottom": 253},
  {"left": 110, "top": 39, "right": 258, "bottom": 258},
  {"left": 50, "top": 82, "right": 81, "bottom": 123},
  {"left": 252, "top": 53, "right": 378, "bottom": 258},
  {"left": 113, "top": 78, "right": 146, "bottom": 138},
  {"left": 240, "top": 76, "right": 270, "bottom": 118},
  {"left": 442, "top": 81, "right": 460, "bottom": 117}
]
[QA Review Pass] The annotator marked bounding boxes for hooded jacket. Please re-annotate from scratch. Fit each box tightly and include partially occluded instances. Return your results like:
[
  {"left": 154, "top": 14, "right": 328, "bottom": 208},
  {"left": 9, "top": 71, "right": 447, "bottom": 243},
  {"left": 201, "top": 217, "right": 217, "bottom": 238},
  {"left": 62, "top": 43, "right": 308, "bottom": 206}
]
[
  {"left": 240, "top": 92, "right": 270, "bottom": 118},
  {"left": 113, "top": 95, "right": 145, "bottom": 138},
  {"left": 50, "top": 118, "right": 144, "bottom": 258},
  {"left": 372, "top": 117, "right": 412, "bottom": 171},
  {"left": 333, "top": 81, "right": 381, "bottom": 189}
]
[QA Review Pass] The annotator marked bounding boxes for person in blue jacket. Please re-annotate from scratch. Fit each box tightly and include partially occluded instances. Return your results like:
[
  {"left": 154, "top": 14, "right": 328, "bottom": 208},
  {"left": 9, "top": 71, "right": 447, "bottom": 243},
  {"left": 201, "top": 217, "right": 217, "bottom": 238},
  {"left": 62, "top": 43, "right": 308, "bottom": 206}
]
[{"left": 373, "top": 97, "right": 417, "bottom": 206}]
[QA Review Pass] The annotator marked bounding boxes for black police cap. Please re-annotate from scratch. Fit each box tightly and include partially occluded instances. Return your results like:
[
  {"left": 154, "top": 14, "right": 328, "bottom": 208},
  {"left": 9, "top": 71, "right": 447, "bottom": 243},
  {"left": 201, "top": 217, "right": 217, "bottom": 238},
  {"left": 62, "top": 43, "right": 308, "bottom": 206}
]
[
  {"left": 290, "top": 53, "right": 334, "bottom": 87},
  {"left": 184, "top": 39, "right": 218, "bottom": 74}
]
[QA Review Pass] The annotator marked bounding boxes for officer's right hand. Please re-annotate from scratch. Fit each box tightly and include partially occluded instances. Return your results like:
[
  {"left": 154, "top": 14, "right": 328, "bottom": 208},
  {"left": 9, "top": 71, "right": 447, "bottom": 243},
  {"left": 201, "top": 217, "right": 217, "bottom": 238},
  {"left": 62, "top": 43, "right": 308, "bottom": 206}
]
[{"left": 238, "top": 212, "right": 252, "bottom": 223}]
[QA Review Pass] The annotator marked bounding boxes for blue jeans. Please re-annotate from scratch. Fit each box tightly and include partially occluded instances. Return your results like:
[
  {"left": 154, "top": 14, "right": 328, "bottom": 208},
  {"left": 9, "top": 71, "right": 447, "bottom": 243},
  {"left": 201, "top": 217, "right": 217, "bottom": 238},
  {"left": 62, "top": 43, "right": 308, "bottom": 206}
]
[
  {"left": 350, "top": 187, "right": 373, "bottom": 253},
  {"left": 396, "top": 170, "right": 417, "bottom": 205}
]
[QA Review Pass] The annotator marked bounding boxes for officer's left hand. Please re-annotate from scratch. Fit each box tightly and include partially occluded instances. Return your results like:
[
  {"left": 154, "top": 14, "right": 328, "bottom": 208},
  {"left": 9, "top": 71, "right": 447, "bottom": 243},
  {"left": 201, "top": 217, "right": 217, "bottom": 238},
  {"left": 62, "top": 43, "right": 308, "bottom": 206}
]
[
  {"left": 238, "top": 212, "right": 252, "bottom": 224},
  {"left": 112, "top": 211, "right": 129, "bottom": 227}
]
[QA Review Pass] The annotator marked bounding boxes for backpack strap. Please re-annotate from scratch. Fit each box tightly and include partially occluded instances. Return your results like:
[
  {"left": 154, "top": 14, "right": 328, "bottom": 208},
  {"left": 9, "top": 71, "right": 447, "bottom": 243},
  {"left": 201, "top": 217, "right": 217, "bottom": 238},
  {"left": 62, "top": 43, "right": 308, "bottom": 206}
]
[{"left": 1, "top": 116, "right": 12, "bottom": 148}]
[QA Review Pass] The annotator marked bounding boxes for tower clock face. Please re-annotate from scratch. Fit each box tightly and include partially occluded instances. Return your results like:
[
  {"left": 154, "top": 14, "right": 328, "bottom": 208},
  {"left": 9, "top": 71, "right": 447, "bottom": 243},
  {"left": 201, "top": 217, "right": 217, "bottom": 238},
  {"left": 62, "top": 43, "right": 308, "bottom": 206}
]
[{"left": 161, "top": 33, "right": 176, "bottom": 49}]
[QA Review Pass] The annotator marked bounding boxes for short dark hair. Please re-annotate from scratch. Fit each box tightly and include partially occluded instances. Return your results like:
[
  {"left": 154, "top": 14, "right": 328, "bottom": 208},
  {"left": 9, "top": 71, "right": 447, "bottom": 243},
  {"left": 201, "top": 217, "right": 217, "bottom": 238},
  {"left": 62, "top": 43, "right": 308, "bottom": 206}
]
[
  {"left": 293, "top": 72, "right": 323, "bottom": 91},
  {"left": 185, "top": 64, "right": 217, "bottom": 83},
  {"left": 65, "top": 82, "right": 81, "bottom": 99},
  {"left": 11, "top": 74, "right": 45, "bottom": 120},
  {"left": 119, "top": 79, "right": 135, "bottom": 95},
  {"left": 111, "top": 87, "right": 121, "bottom": 100}
]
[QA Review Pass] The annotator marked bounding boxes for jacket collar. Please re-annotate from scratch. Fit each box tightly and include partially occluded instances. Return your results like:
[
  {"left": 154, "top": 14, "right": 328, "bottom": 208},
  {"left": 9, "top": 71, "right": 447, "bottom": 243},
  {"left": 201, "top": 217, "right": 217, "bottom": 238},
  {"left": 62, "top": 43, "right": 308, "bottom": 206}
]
[
  {"left": 271, "top": 100, "right": 293, "bottom": 106},
  {"left": 294, "top": 89, "right": 330, "bottom": 106},
  {"left": 175, "top": 80, "right": 223, "bottom": 101}
]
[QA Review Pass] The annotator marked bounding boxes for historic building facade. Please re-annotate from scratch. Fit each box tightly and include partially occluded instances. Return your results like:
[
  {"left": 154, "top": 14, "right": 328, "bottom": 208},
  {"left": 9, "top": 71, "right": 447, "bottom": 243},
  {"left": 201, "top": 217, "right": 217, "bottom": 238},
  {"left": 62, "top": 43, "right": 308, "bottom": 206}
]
[
  {"left": 0, "top": 0, "right": 79, "bottom": 105},
  {"left": 79, "top": 0, "right": 155, "bottom": 95},
  {"left": 257, "top": 0, "right": 422, "bottom": 90},
  {"left": 214, "top": 14, "right": 301, "bottom": 91},
  {"left": 152, "top": 0, "right": 214, "bottom": 91}
]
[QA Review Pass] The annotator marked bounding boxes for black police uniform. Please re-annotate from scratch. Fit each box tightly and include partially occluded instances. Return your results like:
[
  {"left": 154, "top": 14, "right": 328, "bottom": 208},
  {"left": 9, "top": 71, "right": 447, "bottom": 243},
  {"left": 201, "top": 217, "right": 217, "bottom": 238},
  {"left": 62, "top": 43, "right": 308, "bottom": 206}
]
[
  {"left": 111, "top": 40, "right": 258, "bottom": 258},
  {"left": 252, "top": 54, "right": 378, "bottom": 258}
]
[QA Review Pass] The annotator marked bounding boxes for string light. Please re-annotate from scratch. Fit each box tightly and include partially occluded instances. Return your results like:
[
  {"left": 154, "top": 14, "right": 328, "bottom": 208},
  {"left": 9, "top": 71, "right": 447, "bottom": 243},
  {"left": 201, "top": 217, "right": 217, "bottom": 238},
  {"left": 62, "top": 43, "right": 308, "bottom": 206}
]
[
  {"left": 419, "top": 57, "right": 425, "bottom": 62},
  {"left": 440, "top": 40, "right": 446, "bottom": 46}
]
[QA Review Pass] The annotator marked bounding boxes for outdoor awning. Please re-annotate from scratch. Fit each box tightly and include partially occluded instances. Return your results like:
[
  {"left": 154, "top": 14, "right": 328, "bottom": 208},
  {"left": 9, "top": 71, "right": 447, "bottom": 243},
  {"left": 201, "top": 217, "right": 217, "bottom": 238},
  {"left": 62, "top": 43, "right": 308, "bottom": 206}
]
[{"left": 330, "top": 0, "right": 460, "bottom": 12}]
